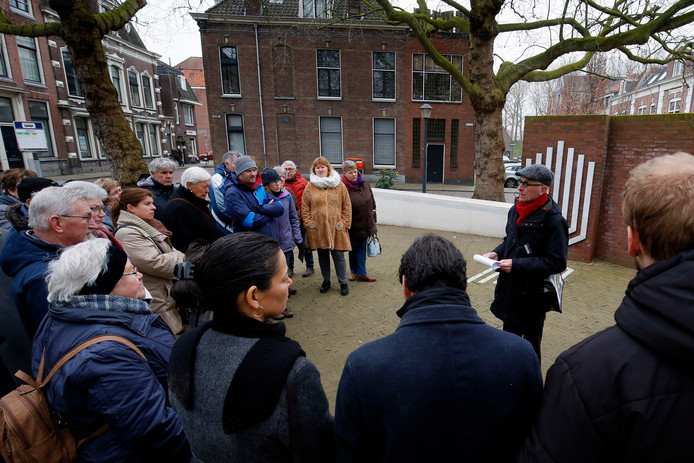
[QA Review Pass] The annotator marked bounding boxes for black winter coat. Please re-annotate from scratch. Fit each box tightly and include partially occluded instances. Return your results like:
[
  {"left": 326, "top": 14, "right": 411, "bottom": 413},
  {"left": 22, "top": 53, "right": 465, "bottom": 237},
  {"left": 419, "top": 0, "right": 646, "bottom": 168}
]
[
  {"left": 344, "top": 179, "right": 377, "bottom": 239},
  {"left": 518, "top": 249, "right": 694, "bottom": 462},
  {"left": 491, "top": 196, "right": 568, "bottom": 324},
  {"left": 163, "top": 186, "right": 223, "bottom": 252}
]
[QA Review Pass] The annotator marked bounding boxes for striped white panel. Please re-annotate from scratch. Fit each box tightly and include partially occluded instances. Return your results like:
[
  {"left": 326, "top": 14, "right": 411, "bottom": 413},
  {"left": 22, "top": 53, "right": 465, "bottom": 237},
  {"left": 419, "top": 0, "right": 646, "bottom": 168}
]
[
  {"left": 545, "top": 146, "right": 553, "bottom": 171},
  {"left": 569, "top": 155, "right": 585, "bottom": 234},
  {"left": 570, "top": 161, "right": 595, "bottom": 245},
  {"left": 561, "top": 148, "right": 574, "bottom": 218},
  {"left": 535, "top": 153, "right": 542, "bottom": 165},
  {"left": 553, "top": 144, "right": 564, "bottom": 201}
]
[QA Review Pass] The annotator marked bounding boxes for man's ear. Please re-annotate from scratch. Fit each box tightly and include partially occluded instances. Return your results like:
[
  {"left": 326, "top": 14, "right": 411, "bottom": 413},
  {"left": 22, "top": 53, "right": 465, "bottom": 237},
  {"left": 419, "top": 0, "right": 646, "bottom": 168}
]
[
  {"left": 48, "top": 215, "right": 63, "bottom": 234},
  {"left": 627, "top": 226, "right": 641, "bottom": 257},
  {"left": 401, "top": 277, "right": 415, "bottom": 299}
]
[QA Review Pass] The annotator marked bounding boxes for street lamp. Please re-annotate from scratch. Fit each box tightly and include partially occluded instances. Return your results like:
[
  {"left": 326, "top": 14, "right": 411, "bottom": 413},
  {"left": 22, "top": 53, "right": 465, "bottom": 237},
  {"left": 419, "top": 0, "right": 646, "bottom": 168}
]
[{"left": 419, "top": 104, "right": 433, "bottom": 193}]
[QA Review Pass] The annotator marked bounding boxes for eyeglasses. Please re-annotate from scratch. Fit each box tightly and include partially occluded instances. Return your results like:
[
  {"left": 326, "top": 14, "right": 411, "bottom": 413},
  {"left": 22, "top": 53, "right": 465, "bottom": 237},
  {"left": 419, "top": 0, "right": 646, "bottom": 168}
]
[
  {"left": 90, "top": 206, "right": 105, "bottom": 215},
  {"left": 518, "top": 181, "right": 544, "bottom": 188},
  {"left": 122, "top": 263, "right": 138, "bottom": 277},
  {"left": 59, "top": 213, "right": 93, "bottom": 222}
]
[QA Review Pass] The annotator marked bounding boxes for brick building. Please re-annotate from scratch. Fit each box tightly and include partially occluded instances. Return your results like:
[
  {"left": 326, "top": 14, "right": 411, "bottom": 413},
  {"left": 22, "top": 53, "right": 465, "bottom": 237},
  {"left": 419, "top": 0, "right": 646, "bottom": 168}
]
[
  {"left": 175, "top": 57, "right": 210, "bottom": 156},
  {"left": 192, "top": 0, "right": 476, "bottom": 184}
]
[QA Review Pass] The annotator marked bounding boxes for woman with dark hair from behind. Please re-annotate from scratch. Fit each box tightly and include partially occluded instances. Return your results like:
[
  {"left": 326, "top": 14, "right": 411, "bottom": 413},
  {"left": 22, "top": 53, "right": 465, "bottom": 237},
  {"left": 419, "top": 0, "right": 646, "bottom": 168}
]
[{"left": 168, "top": 232, "right": 334, "bottom": 462}]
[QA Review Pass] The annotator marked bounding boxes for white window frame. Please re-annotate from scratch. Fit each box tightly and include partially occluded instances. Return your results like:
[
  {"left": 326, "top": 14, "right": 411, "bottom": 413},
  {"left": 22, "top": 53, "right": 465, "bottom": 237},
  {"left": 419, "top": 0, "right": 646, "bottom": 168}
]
[
  {"left": 373, "top": 117, "right": 396, "bottom": 168},
  {"left": 183, "top": 104, "right": 194, "bottom": 126},
  {"left": 128, "top": 68, "right": 141, "bottom": 107},
  {"left": 317, "top": 49, "right": 341, "bottom": 100},
  {"left": 673, "top": 61, "right": 684, "bottom": 76},
  {"left": 637, "top": 105, "right": 646, "bottom": 115},
  {"left": 373, "top": 51, "right": 396, "bottom": 101},
  {"left": 109, "top": 64, "right": 124, "bottom": 104},
  {"left": 226, "top": 113, "right": 246, "bottom": 154},
  {"left": 73, "top": 115, "right": 97, "bottom": 160},
  {"left": 650, "top": 103, "right": 656, "bottom": 114},
  {"left": 141, "top": 72, "right": 154, "bottom": 109},
  {"left": 134, "top": 121, "right": 148, "bottom": 156},
  {"left": 61, "top": 48, "right": 82, "bottom": 98},
  {"left": 16, "top": 36, "right": 44, "bottom": 85},
  {"left": 0, "top": 35, "right": 11, "bottom": 80},
  {"left": 219, "top": 46, "right": 241, "bottom": 96},
  {"left": 148, "top": 124, "right": 160, "bottom": 157},
  {"left": 668, "top": 98, "right": 681, "bottom": 113},
  {"left": 319, "top": 116, "right": 343, "bottom": 164},
  {"left": 301, "top": 0, "right": 330, "bottom": 18},
  {"left": 27, "top": 99, "right": 57, "bottom": 158},
  {"left": 9, "top": 0, "right": 34, "bottom": 19}
]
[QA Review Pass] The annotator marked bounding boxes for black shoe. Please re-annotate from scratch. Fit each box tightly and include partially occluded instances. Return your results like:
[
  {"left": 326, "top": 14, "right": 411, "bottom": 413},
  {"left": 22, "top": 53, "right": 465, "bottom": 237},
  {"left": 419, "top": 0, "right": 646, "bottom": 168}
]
[
  {"left": 340, "top": 283, "right": 349, "bottom": 295},
  {"left": 282, "top": 307, "right": 294, "bottom": 318},
  {"left": 288, "top": 288, "right": 297, "bottom": 296},
  {"left": 272, "top": 312, "right": 285, "bottom": 321},
  {"left": 319, "top": 280, "right": 331, "bottom": 293}
]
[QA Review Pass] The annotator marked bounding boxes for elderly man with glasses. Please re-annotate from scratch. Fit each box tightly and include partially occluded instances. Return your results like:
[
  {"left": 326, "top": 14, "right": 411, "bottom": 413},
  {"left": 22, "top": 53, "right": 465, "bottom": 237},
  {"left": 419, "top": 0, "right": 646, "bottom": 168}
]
[
  {"left": 0, "top": 186, "right": 95, "bottom": 337},
  {"left": 483, "top": 164, "right": 568, "bottom": 362}
]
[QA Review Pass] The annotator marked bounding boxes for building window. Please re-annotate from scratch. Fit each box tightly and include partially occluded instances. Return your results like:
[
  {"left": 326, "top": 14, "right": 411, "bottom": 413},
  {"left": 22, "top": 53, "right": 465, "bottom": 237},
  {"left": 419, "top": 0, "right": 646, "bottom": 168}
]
[
  {"left": 637, "top": 105, "right": 646, "bottom": 115},
  {"left": 373, "top": 51, "right": 395, "bottom": 100},
  {"left": 673, "top": 61, "right": 684, "bottom": 76},
  {"left": 412, "top": 118, "right": 420, "bottom": 167},
  {"left": 28, "top": 101, "right": 54, "bottom": 158},
  {"left": 428, "top": 119, "right": 446, "bottom": 141},
  {"left": 74, "top": 116, "right": 93, "bottom": 159},
  {"left": 650, "top": 103, "right": 656, "bottom": 114},
  {"left": 16, "top": 36, "right": 41, "bottom": 83},
  {"left": 135, "top": 122, "right": 146, "bottom": 153},
  {"left": 317, "top": 50, "right": 340, "bottom": 98},
  {"left": 302, "top": 0, "right": 328, "bottom": 18},
  {"left": 450, "top": 119, "right": 459, "bottom": 168},
  {"left": 110, "top": 66, "right": 121, "bottom": 102},
  {"left": 0, "top": 36, "right": 8, "bottom": 78},
  {"left": 226, "top": 114, "right": 245, "bottom": 154},
  {"left": 142, "top": 75, "right": 153, "bottom": 109},
  {"left": 220, "top": 46, "right": 240, "bottom": 95},
  {"left": 128, "top": 71, "right": 141, "bottom": 107},
  {"left": 412, "top": 53, "right": 463, "bottom": 102},
  {"left": 62, "top": 50, "right": 81, "bottom": 97},
  {"left": 183, "top": 104, "right": 194, "bottom": 126},
  {"left": 373, "top": 118, "right": 395, "bottom": 166},
  {"left": 9, "top": 0, "right": 29, "bottom": 13},
  {"left": 668, "top": 99, "right": 681, "bottom": 113},
  {"left": 319, "top": 116, "right": 342, "bottom": 164},
  {"left": 148, "top": 124, "right": 159, "bottom": 156}
]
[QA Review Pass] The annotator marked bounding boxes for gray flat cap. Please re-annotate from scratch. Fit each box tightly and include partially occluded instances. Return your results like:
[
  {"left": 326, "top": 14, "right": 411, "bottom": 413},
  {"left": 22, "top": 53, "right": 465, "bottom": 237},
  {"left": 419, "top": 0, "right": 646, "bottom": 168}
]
[
  {"left": 516, "top": 164, "right": 554, "bottom": 186},
  {"left": 234, "top": 156, "right": 257, "bottom": 175}
]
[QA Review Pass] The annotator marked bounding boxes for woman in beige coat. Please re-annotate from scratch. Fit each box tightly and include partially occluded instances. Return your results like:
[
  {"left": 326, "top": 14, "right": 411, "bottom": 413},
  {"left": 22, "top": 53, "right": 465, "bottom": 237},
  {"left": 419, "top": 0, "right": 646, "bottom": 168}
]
[
  {"left": 301, "top": 157, "right": 352, "bottom": 295},
  {"left": 113, "top": 188, "right": 185, "bottom": 334}
]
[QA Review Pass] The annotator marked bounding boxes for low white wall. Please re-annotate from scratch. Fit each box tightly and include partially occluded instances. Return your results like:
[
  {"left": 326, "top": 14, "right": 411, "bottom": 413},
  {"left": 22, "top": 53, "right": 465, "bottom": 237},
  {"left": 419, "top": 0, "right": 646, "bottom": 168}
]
[{"left": 373, "top": 188, "right": 511, "bottom": 239}]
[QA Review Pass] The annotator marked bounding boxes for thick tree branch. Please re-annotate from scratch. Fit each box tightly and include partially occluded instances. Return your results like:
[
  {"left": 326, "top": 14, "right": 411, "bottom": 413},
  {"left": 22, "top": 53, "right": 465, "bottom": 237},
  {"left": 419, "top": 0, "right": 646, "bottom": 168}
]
[{"left": 94, "top": 0, "right": 147, "bottom": 35}]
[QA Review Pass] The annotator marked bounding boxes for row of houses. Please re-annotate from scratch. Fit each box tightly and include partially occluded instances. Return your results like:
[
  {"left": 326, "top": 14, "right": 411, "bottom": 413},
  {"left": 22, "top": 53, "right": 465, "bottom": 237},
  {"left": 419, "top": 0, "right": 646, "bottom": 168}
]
[{"left": 0, "top": 0, "right": 209, "bottom": 176}]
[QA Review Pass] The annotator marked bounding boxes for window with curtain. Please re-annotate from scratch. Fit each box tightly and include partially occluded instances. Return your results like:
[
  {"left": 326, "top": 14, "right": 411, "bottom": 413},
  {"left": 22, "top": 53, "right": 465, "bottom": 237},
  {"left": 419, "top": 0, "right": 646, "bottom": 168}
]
[
  {"left": 183, "top": 105, "right": 194, "bottom": 125},
  {"left": 148, "top": 125, "right": 159, "bottom": 156},
  {"left": 110, "top": 66, "right": 121, "bottom": 102},
  {"left": 28, "top": 100, "right": 54, "bottom": 158},
  {"left": 74, "top": 117, "right": 93, "bottom": 159},
  {"left": 128, "top": 71, "right": 141, "bottom": 107},
  {"left": 17, "top": 36, "right": 41, "bottom": 83},
  {"left": 10, "top": 0, "right": 29, "bottom": 13},
  {"left": 226, "top": 114, "right": 245, "bottom": 154},
  {"left": 373, "top": 118, "right": 395, "bottom": 166},
  {"left": 142, "top": 75, "right": 153, "bottom": 109},
  {"left": 373, "top": 52, "right": 395, "bottom": 100},
  {"left": 220, "top": 46, "right": 240, "bottom": 95},
  {"left": 317, "top": 50, "right": 340, "bottom": 98},
  {"left": 135, "top": 123, "right": 146, "bottom": 153},
  {"left": 0, "top": 37, "right": 8, "bottom": 78},
  {"left": 62, "top": 50, "right": 81, "bottom": 96},
  {"left": 319, "top": 116, "right": 342, "bottom": 164},
  {"left": 302, "top": 0, "right": 328, "bottom": 18}
]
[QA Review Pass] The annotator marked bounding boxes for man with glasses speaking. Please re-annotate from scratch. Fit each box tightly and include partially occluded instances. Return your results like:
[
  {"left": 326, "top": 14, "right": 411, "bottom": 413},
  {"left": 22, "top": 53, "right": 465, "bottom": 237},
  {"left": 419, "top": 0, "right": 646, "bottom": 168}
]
[
  {"left": 483, "top": 164, "right": 568, "bottom": 362},
  {"left": 0, "top": 187, "right": 95, "bottom": 337}
]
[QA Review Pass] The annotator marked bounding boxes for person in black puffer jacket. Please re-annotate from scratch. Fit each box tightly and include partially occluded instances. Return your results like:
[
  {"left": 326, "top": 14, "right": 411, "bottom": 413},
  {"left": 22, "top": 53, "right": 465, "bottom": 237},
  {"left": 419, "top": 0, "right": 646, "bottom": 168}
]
[{"left": 518, "top": 151, "right": 694, "bottom": 463}]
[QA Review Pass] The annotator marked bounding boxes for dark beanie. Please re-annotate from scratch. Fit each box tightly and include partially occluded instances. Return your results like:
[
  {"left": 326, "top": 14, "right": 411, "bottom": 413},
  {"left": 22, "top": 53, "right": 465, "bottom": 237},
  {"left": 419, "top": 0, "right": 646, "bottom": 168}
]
[
  {"left": 79, "top": 246, "right": 129, "bottom": 296},
  {"left": 17, "top": 177, "right": 58, "bottom": 203},
  {"left": 260, "top": 168, "right": 281, "bottom": 186}
]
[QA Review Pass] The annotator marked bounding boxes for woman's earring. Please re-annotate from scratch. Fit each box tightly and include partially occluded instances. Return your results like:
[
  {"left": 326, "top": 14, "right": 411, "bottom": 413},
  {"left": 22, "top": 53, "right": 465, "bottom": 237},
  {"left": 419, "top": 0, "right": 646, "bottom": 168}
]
[{"left": 251, "top": 305, "right": 264, "bottom": 318}]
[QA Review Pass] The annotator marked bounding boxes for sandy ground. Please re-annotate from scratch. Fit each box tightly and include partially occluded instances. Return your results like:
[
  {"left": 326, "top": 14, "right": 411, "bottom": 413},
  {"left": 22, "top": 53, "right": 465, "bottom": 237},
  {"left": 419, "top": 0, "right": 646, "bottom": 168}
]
[{"left": 279, "top": 224, "right": 636, "bottom": 412}]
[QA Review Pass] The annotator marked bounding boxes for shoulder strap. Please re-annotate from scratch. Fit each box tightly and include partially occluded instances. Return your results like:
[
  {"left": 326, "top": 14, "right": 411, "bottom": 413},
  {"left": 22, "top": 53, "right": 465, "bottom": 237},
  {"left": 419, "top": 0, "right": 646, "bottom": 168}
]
[{"left": 38, "top": 335, "right": 146, "bottom": 386}]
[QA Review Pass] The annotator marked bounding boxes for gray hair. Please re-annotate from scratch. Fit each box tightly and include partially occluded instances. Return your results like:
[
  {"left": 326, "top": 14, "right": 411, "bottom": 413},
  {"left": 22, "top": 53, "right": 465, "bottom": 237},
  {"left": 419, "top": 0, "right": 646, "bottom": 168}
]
[
  {"left": 282, "top": 160, "right": 297, "bottom": 169},
  {"left": 181, "top": 166, "right": 211, "bottom": 189},
  {"left": 28, "top": 187, "right": 83, "bottom": 231},
  {"left": 342, "top": 160, "right": 358, "bottom": 171},
  {"left": 63, "top": 180, "right": 107, "bottom": 201},
  {"left": 148, "top": 157, "right": 176, "bottom": 173},
  {"left": 223, "top": 150, "right": 241, "bottom": 165},
  {"left": 273, "top": 165, "right": 286, "bottom": 176},
  {"left": 46, "top": 238, "right": 111, "bottom": 302}
]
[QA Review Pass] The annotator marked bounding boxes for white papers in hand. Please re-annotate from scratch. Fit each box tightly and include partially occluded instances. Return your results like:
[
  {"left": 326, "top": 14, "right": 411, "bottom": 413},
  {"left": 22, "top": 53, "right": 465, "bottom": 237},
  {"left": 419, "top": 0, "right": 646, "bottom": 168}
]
[{"left": 473, "top": 254, "right": 500, "bottom": 269}]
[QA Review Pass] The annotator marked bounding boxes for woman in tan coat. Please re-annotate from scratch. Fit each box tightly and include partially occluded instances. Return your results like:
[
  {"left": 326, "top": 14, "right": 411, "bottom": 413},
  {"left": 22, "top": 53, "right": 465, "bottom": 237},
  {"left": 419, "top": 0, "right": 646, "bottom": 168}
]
[
  {"left": 302, "top": 157, "right": 352, "bottom": 295},
  {"left": 113, "top": 188, "right": 185, "bottom": 334}
]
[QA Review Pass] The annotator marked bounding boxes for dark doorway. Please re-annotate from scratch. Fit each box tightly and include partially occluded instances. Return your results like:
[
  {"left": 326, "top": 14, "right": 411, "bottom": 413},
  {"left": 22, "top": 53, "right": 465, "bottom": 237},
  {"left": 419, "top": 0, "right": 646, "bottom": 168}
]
[
  {"left": 1, "top": 127, "right": 23, "bottom": 169},
  {"left": 427, "top": 144, "right": 444, "bottom": 183}
]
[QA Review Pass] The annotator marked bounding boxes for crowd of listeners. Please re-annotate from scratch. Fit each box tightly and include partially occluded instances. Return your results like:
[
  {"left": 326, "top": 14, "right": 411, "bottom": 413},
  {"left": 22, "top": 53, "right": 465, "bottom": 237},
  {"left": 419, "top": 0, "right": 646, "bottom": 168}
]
[{"left": 0, "top": 150, "right": 692, "bottom": 462}]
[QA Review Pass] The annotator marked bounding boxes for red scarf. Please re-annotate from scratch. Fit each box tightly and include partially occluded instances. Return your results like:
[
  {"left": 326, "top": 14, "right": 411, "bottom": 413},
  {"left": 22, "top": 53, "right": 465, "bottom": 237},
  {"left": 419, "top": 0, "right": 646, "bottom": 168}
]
[{"left": 516, "top": 193, "right": 548, "bottom": 226}]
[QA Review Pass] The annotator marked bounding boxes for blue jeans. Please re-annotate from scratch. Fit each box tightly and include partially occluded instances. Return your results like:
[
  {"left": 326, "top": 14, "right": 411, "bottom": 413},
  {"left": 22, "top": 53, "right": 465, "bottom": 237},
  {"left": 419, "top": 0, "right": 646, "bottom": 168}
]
[
  {"left": 348, "top": 236, "right": 368, "bottom": 276},
  {"left": 285, "top": 250, "right": 294, "bottom": 271}
]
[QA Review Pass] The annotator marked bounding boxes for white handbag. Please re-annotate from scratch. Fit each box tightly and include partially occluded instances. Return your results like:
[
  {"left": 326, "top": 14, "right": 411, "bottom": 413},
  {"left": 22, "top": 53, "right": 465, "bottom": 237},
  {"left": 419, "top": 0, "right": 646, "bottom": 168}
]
[{"left": 366, "top": 235, "right": 381, "bottom": 257}]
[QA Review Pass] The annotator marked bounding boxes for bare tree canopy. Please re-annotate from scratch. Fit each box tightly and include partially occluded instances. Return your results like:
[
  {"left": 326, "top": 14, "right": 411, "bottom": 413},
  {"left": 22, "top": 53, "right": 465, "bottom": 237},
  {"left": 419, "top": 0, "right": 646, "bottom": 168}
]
[
  {"left": 0, "top": 0, "right": 149, "bottom": 186},
  {"left": 369, "top": 0, "right": 694, "bottom": 200}
]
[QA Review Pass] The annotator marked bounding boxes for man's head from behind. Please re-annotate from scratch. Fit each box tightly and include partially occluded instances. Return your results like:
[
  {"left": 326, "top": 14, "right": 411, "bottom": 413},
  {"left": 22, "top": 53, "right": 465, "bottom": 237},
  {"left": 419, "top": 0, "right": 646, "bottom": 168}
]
[
  {"left": 623, "top": 151, "right": 694, "bottom": 265},
  {"left": 399, "top": 234, "right": 467, "bottom": 295},
  {"left": 28, "top": 187, "right": 94, "bottom": 246}
]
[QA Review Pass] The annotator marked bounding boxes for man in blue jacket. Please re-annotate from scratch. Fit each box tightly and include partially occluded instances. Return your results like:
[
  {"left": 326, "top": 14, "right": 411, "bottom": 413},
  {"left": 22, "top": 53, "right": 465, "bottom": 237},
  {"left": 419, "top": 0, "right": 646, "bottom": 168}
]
[
  {"left": 335, "top": 234, "right": 542, "bottom": 463},
  {"left": 225, "top": 156, "right": 283, "bottom": 235},
  {"left": 208, "top": 150, "right": 240, "bottom": 234}
]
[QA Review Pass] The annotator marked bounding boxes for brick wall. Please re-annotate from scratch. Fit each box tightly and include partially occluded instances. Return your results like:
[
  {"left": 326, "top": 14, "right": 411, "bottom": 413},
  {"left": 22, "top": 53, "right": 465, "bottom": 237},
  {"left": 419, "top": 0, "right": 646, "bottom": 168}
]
[{"left": 523, "top": 113, "right": 694, "bottom": 267}]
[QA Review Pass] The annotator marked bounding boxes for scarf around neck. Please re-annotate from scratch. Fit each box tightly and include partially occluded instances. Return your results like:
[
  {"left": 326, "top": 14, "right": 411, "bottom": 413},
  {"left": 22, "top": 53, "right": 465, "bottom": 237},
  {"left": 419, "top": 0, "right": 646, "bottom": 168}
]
[
  {"left": 341, "top": 173, "right": 363, "bottom": 189},
  {"left": 516, "top": 193, "right": 548, "bottom": 226},
  {"left": 309, "top": 170, "right": 341, "bottom": 189}
]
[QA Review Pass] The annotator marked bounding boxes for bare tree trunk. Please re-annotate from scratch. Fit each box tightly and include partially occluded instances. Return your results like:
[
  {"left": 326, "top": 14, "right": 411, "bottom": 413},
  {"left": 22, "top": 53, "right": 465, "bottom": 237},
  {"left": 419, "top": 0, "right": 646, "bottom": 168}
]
[
  {"left": 472, "top": 108, "right": 506, "bottom": 201},
  {"left": 51, "top": 0, "right": 147, "bottom": 186}
]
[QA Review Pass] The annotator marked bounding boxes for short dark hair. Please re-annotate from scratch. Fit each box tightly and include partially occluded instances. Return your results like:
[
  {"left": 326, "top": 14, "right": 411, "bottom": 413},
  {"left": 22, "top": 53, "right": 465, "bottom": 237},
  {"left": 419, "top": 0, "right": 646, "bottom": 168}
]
[
  {"left": 398, "top": 234, "right": 467, "bottom": 293},
  {"left": 172, "top": 232, "right": 281, "bottom": 317}
]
